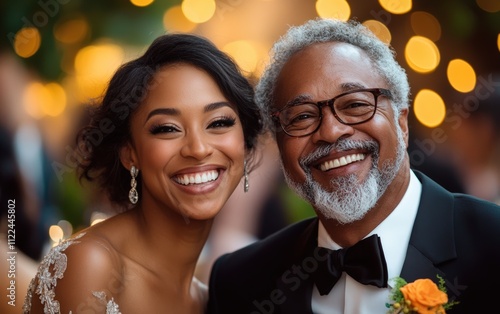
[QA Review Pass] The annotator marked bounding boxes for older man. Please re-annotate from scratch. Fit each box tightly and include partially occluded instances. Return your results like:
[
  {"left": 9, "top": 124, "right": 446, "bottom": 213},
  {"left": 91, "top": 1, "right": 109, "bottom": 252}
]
[{"left": 207, "top": 18, "right": 500, "bottom": 314}]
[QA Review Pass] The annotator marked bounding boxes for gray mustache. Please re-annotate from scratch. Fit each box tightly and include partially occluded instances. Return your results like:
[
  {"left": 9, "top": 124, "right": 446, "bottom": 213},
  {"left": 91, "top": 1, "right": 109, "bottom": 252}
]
[{"left": 300, "top": 139, "right": 379, "bottom": 168}]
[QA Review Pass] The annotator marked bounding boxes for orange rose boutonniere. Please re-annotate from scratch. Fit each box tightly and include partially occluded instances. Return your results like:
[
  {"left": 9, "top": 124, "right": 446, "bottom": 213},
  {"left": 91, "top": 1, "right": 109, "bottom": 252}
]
[{"left": 386, "top": 275, "right": 458, "bottom": 314}]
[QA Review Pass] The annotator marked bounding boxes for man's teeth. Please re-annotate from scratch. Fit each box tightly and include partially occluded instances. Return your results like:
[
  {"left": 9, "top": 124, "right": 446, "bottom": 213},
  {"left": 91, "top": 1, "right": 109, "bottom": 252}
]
[
  {"left": 320, "top": 154, "right": 366, "bottom": 171},
  {"left": 175, "top": 170, "right": 219, "bottom": 185}
]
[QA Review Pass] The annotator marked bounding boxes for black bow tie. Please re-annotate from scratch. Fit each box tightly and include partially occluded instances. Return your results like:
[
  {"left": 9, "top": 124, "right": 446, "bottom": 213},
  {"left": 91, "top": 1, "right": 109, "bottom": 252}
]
[{"left": 313, "top": 234, "right": 388, "bottom": 296}]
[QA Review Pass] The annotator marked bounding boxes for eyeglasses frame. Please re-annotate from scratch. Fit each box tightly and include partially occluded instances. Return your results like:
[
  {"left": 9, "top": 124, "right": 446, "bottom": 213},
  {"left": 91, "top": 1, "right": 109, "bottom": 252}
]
[{"left": 271, "top": 88, "right": 392, "bottom": 137}]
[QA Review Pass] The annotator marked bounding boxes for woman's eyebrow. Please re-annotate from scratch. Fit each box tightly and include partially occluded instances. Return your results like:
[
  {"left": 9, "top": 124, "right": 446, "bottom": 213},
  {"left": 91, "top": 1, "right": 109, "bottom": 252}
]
[
  {"left": 204, "top": 101, "right": 232, "bottom": 113},
  {"left": 144, "top": 101, "right": 232, "bottom": 125},
  {"left": 145, "top": 108, "right": 179, "bottom": 124}
]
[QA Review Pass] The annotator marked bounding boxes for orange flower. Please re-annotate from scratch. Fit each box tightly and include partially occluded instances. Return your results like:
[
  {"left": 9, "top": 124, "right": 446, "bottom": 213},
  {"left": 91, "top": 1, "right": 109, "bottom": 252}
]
[{"left": 400, "top": 278, "right": 448, "bottom": 314}]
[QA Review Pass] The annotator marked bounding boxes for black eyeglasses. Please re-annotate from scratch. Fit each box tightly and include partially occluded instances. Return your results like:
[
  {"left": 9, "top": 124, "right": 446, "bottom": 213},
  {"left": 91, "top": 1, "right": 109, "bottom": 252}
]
[{"left": 271, "top": 88, "right": 392, "bottom": 137}]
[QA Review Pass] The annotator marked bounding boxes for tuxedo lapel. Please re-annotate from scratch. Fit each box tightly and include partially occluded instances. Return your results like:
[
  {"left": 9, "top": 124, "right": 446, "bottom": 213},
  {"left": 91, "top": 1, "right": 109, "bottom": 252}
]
[
  {"left": 276, "top": 218, "right": 319, "bottom": 314},
  {"left": 401, "top": 171, "right": 457, "bottom": 282},
  {"left": 402, "top": 244, "right": 448, "bottom": 282}
]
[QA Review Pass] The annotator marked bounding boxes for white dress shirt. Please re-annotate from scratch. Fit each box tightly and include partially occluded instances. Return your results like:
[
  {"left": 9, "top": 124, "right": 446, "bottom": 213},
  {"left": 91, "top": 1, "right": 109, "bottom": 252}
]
[{"left": 311, "top": 170, "right": 422, "bottom": 314}]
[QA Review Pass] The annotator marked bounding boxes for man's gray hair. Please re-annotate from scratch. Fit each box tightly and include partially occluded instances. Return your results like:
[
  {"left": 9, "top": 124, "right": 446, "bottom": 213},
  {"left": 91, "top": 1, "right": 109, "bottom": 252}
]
[{"left": 255, "top": 18, "right": 411, "bottom": 132}]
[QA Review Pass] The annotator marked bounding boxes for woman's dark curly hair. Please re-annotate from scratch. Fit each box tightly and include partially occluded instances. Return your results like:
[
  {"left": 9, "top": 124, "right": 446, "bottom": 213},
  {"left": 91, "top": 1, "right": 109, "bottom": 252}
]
[{"left": 76, "top": 33, "right": 264, "bottom": 209}]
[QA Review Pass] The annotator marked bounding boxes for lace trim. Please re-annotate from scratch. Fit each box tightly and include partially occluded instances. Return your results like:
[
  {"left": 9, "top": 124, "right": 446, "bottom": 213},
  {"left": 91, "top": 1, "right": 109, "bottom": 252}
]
[
  {"left": 23, "top": 233, "right": 121, "bottom": 314},
  {"left": 93, "top": 291, "right": 121, "bottom": 314}
]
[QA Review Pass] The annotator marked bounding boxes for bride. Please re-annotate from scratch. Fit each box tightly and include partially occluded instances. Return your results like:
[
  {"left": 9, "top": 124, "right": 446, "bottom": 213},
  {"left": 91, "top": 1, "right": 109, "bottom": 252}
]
[{"left": 23, "top": 33, "right": 263, "bottom": 313}]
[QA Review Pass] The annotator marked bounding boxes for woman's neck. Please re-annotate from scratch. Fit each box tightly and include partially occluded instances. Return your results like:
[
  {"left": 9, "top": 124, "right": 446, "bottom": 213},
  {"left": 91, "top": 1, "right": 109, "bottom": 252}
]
[{"left": 135, "top": 199, "right": 212, "bottom": 278}]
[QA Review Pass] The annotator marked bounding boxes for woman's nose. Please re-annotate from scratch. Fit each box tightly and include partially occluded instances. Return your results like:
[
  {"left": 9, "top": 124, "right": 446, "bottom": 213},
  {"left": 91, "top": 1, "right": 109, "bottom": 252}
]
[{"left": 180, "top": 131, "right": 213, "bottom": 160}]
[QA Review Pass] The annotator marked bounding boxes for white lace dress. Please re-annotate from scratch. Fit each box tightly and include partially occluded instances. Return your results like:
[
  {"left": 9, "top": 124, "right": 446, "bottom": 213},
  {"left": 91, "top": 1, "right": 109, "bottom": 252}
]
[{"left": 23, "top": 233, "right": 121, "bottom": 314}]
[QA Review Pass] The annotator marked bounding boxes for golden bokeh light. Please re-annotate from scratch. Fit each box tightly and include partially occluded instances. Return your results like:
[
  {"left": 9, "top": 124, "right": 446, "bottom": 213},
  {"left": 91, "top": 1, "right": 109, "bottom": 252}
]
[
  {"left": 362, "top": 20, "right": 391, "bottom": 44},
  {"left": 22, "top": 82, "right": 68, "bottom": 118},
  {"left": 14, "top": 27, "right": 41, "bottom": 58},
  {"left": 49, "top": 225, "right": 64, "bottom": 244},
  {"left": 43, "top": 83, "right": 67, "bottom": 116},
  {"left": 222, "top": 40, "right": 258, "bottom": 74},
  {"left": 405, "top": 36, "right": 440, "bottom": 73},
  {"left": 23, "top": 82, "right": 49, "bottom": 119},
  {"left": 74, "top": 42, "right": 125, "bottom": 102},
  {"left": 410, "top": 11, "right": 441, "bottom": 42},
  {"left": 54, "top": 18, "right": 90, "bottom": 44},
  {"left": 130, "top": 0, "right": 154, "bottom": 7},
  {"left": 182, "top": 0, "right": 216, "bottom": 24},
  {"left": 163, "top": 5, "right": 197, "bottom": 32},
  {"left": 379, "top": 0, "right": 412, "bottom": 14},
  {"left": 476, "top": 0, "right": 500, "bottom": 13},
  {"left": 498, "top": 33, "right": 500, "bottom": 52},
  {"left": 447, "top": 59, "right": 476, "bottom": 93},
  {"left": 414, "top": 89, "right": 446, "bottom": 128},
  {"left": 316, "top": 0, "right": 351, "bottom": 21}
]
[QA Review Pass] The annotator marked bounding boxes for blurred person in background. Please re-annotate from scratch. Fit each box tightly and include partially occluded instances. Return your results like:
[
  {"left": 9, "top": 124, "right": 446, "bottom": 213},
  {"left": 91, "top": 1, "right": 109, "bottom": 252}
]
[
  {"left": 0, "top": 125, "right": 38, "bottom": 314},
  {"left": 0, "top": 51, "right": 52, "bottom": 261},
  {"left": 0, "top": 51, "right": 55, "bottom": 314},
  {"left": 445, "top": 74, "right": 500, "bottom": 205},
  {"left": 23, "top": 33, "right": 264, "bottom": 313}
]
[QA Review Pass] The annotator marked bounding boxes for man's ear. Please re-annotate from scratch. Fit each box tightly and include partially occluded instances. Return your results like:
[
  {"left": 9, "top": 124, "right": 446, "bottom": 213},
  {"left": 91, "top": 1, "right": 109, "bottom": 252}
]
[
  {"left": 398, "top": 108, "right": 410, "bottom": 147},
  {"left": 119, "top": 142, "right": 138, "bottom": 171}
]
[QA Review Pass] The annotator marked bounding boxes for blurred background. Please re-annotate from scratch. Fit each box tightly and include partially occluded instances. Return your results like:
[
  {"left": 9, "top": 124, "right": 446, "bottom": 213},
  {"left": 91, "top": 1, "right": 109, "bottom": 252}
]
[{"left": 0, "top": 0, "right": 499, "bottom": 305}]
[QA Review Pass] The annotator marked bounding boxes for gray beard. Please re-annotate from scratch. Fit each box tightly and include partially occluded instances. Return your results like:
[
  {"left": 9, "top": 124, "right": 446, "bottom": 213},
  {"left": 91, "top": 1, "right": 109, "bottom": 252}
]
[{"left": 282, "top": 126, "right": 406, "bottom": 224}]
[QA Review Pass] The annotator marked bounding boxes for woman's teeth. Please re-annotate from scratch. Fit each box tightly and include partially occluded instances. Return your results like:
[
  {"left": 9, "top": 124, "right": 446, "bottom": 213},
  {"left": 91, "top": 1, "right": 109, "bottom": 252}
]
[{"left": 175, "top": 170, "right": 219, "bottom": 185}]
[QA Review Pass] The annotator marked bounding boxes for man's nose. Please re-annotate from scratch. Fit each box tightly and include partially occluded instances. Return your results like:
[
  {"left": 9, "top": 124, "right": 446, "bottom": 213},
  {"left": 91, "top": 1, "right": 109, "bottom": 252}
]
[{"left": 310, "top": 107, "right": 355, "bottom": 144}]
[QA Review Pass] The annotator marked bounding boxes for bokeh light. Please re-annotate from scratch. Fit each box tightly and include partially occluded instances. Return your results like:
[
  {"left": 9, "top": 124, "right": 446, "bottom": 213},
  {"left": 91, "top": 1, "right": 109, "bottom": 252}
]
[
  {"left": 316, "top": 0, "right": 351, "bottom": 21},
  {"left": 58, "top": 220, "right": 74, "bottom": 238},
  {"left": 130, "top": 0, "right": 154, "bottom": 7},
  {"left": 91, "top": 212, "right": 110, "bottom": 226},
  {"left": 22, "top": 82, "right": 68, "bottom": 119},
  {"left": 74, "top": 42, "right": 125, "bottom": 102},
  {"left": 23, "top": 82, "right": 50, "bottom": 119},
  {"left": 379, "top": 0, "right": 412, "bottom": 14},
  {"left": 14, "top": 27, "right": 41, "bottom": 58},
  {"left": 413, "top": 89, "right": 446, "bottom": 128},
  {"left": 54, "top": 17, "right": 90, "bottom": 44},
  {"left": 49, "top": 225, "right": 64, "bottom": 244},
  {"left": 43, "top": 83, "right": 67, "bottom": 116},
  {"left": 182, "top": 0, "right": 216, "bottom": 23},
  {"left": 163, "top": 5, "right": 197, "bottom": 32},
  {"left": 476, "top": 0, "right": 500, "bottom": 13},
  {"left": 410, "top": 11, "right": 441, "bottom": 42},
  {"left": 222, "top": 40, "right": 258, "bottom": 74},
  {"left": 405, "top": 36, "right": 440, "bottom": 73},
  {"left": 447, "top": 59, "right": 476, "bottom": 93},
  {"left": 362, "top": 20, "right": 391, "bottom": 44}
]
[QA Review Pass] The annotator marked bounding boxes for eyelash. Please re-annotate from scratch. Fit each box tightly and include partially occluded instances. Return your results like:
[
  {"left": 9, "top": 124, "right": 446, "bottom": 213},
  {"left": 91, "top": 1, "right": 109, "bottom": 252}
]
[
  {"left": 149, "top": 116, "right": 236, "bottom": 135},
  {"left": 149, "top": 124, "right": 179, "bottom": 135},
  {"left": 209, "top": 116, "right": 236, "bottom": 128}
]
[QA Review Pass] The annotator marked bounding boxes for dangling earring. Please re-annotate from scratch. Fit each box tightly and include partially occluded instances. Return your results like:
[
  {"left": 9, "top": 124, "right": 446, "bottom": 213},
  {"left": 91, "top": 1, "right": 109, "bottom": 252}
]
[
  {"left": 243, "top": 160, "right": 249, "bottom": 193},
  {"left": 129, "top": 166, "right": 139, "bottom": 204}
]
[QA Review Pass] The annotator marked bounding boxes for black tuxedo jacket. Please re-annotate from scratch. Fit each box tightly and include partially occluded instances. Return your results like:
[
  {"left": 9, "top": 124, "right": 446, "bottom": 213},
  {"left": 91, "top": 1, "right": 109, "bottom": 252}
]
[{"left": 207, "top": 171, "right": 500, "bottom": 313}]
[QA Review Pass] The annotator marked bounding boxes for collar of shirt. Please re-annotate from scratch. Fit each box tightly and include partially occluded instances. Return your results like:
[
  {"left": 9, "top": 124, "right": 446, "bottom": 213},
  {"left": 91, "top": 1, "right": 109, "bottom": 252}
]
[{"left": 312, "top": 170, "right": 422, "bottom": 314}]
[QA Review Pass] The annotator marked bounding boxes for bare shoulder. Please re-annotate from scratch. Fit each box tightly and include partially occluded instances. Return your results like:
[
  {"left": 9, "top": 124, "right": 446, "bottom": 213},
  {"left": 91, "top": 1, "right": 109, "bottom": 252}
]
[
  {"left": 58, "top": 231, "right": 124, "bottom": 311},
  {"left": 26, "top": 229, "right": 125, "bottom": 313},
  {"left": 63, "top": 230, "right": 124, "bottom": 283}
]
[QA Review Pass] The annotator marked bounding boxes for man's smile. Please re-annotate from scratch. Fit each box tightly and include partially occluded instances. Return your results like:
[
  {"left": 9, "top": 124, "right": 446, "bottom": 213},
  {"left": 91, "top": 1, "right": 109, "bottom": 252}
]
[{"left": 319, "top": 153, "right": 366, "bottom": 171}]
